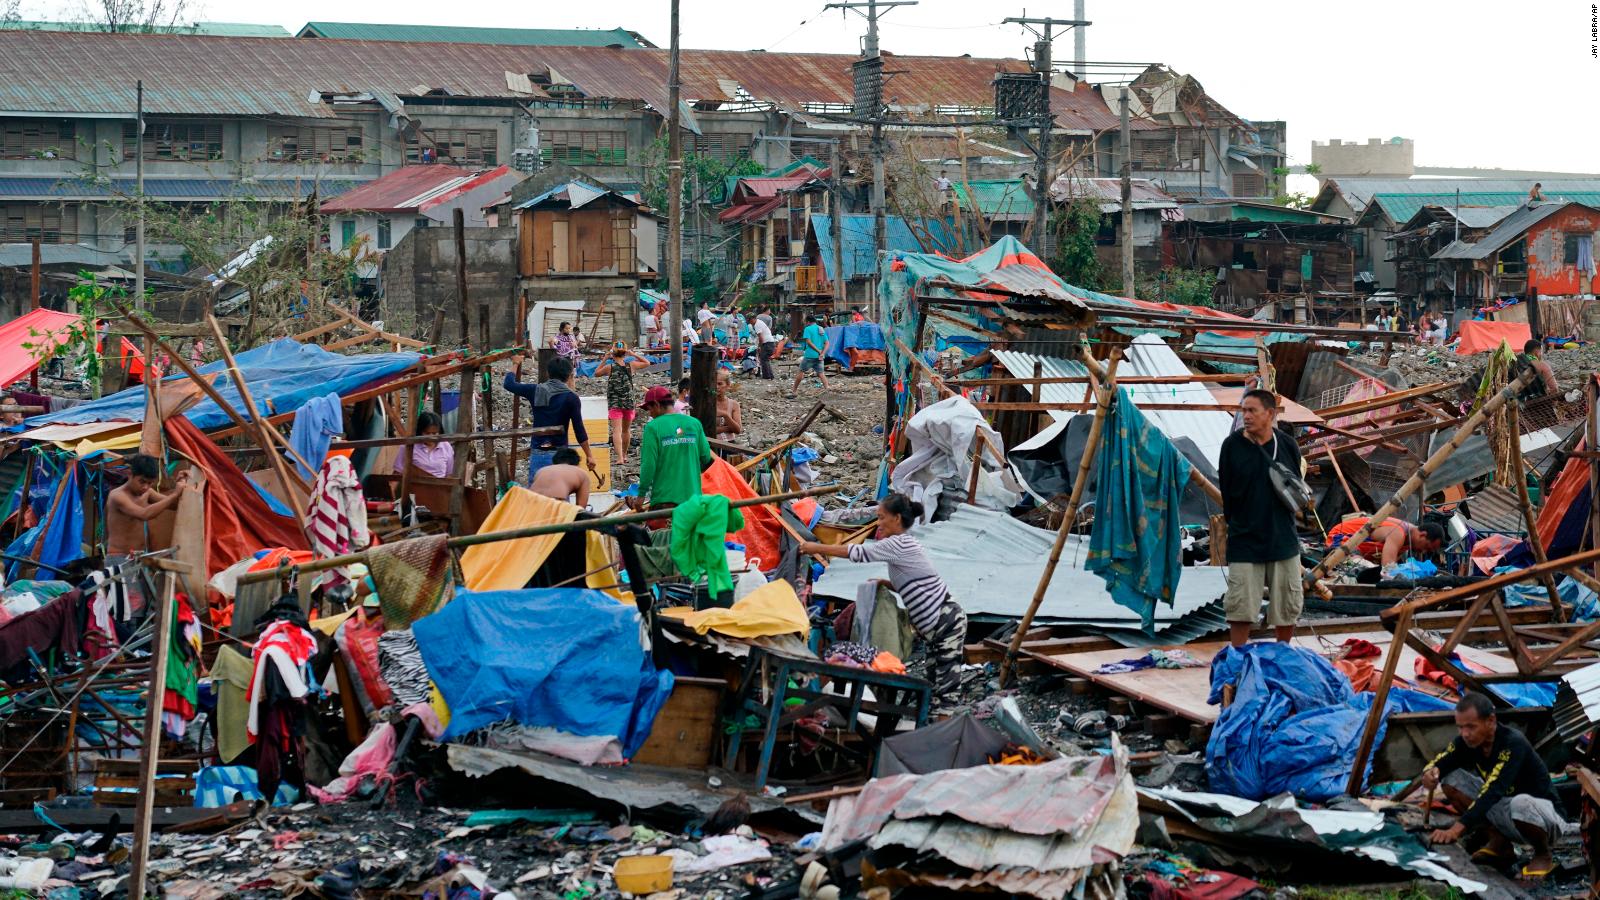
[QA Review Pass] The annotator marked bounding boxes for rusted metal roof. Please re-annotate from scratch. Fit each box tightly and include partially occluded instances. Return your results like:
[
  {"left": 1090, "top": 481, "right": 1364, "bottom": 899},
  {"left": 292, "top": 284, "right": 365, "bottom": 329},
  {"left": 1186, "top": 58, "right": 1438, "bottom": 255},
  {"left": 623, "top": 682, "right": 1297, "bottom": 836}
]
[
  {"left": 0, "top": 31, "right": 1131, "bottom": 127},
  {"left": 319, "top": 164, "right": 513, "bottom": 214}
]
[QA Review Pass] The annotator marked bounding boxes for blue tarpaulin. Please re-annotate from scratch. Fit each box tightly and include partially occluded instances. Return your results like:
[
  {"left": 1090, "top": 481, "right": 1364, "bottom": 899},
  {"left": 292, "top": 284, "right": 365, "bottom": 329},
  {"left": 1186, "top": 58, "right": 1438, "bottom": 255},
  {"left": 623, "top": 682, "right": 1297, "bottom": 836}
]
[
  {"left": 4, "top": 459, "right": 85, "bottom": 579},
  {"left": 20, "top": 339, "right": 423, "bottom": 431},
  {"left": 824, "top": 322, "right": 886, "bottom": 371},
  {"left": 412, "top": 589, "right": 673, "bottom": 757},
  {"left": 1206, "top": 643, "right": 1451, "bottom": 802}
]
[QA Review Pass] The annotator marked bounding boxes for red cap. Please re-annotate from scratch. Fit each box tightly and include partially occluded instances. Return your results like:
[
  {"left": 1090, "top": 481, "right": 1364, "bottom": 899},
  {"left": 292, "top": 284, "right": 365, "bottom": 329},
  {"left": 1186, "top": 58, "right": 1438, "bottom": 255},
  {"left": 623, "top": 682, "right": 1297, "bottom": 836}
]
[{"left": 640, "top": 385, "right": 674, "bottom": 408}]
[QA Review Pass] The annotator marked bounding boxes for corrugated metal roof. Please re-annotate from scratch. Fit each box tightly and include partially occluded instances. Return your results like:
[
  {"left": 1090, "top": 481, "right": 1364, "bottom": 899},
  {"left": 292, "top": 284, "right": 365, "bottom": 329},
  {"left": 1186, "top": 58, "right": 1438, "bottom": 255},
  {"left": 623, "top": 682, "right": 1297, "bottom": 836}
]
[
  {"left": 810, "top": 214, "right": 958, "bottom": 281},
  {"left": 1432, "top": 202, "right": 1589, "bottom": 260},
  {"left": 950, "top": 179, "right": 1032, "bottom": 220},
  {"left": 320, "top": 164, "right": 512, "bottom": 213},
  {"left": 992, "top": 333, "right": 1237, "bottom": 466},
  {"left": 0, "top": 19, "right": 289, "bottom": 35},
  {"left": 1553, "top": 661, "right": 1600, "bottom": 746},
  {"left": 1049, "top": 175, "right": 1178, "bottom": 207},
  {"left": 0, "top": 176, "right": 364, "bottom": 200},
  {"left": 0, "top": 31, "right": 1129, "bottom": 125},
  {"left": 812, "top": 505, "right": 1227, "bottom": 637},
  {"left": 1378, "top": 192, "right": 1600, "bottom": 227},
  {"left": 1323, "top": 177, "right": 1600, "bottom": 215},
  {"left": 297, "top": 23, "right": 648, "bottom": 47}
]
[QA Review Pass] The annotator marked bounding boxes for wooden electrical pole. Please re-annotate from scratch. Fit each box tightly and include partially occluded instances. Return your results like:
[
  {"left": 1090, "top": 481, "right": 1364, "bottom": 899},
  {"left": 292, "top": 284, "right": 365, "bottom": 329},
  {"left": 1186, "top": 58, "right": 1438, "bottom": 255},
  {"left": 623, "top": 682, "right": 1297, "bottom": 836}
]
[
  {"left": 667, "top": 0, "right": 685, "bottom": 383},
  {"left": 1119, "top": 86, "right": 1135, "bottom": 297},
  {"left": 1001, "top": 16, "right": 1089, "bottom": 258},
  {"left": 453, "top": 207, "right": 470, "bottom": 348}
]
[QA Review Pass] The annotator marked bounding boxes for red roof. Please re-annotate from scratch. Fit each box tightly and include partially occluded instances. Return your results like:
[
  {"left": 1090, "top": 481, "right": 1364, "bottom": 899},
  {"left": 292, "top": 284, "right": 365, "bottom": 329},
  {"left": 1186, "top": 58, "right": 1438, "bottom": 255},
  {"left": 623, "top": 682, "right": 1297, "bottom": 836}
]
[{"left": 320, "top": 164, "right": 513, "bottom": 214}]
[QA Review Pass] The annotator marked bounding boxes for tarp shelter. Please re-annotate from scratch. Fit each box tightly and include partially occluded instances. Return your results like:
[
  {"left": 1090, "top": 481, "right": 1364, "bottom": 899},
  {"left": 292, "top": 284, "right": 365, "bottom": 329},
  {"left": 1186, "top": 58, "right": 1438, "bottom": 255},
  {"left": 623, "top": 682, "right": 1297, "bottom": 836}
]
[
  {"left": 823, "top": 322, "right": 885, "bottom": 372},
  {"left": 21, "top": 339, "right": 424, "bottom": 430},
  {"left": 0, "top": 308, "right": 80, "bottom": 387},
  {"left": 1454, "top": 320, "right": 1531, "bottom": 355}
]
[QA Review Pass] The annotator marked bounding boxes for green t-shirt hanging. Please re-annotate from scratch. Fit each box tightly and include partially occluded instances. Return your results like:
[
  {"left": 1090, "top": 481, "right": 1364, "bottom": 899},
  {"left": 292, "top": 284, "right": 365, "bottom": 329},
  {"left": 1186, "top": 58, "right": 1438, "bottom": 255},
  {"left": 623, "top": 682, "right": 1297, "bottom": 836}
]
[{"left": 639, "top": 412, "right": 711, "bottom": 507}]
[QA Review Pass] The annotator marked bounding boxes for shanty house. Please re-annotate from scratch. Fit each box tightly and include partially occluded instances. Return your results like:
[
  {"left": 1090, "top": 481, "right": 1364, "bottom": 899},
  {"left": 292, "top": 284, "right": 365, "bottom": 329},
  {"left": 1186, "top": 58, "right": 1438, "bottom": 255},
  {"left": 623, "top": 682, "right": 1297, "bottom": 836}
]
[
  {"left": 1432, "top": 201, "right": 1600, "bottom": 305},
  {"left": 320, "top": 164, "right": 524, "bottom": 278},
  {"left": 718, "top": 164, "right": 833, "bottom": 296},
  {"left": 1384, "top": 204, "right": 1518, "bottom": 308},
  {"left": 1165, "top": 201, "right": 1354, "bottom": 311},
  {"left": 1047, "top": 175, "right": 1182, "bottom": 276}
]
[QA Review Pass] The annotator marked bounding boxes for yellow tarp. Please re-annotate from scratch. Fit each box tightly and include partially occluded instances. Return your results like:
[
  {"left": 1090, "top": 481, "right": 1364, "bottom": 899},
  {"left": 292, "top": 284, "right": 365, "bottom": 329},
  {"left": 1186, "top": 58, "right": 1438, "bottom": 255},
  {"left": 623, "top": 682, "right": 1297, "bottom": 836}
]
[
  {"left": 460, "top": 486, "right": 579, "bottom": 591},
  {"left": 585, "top": 531, "right": 630, "bottom": 602},
  {"left": 663, "top": 579, "right": 810, "bottom": 639}
]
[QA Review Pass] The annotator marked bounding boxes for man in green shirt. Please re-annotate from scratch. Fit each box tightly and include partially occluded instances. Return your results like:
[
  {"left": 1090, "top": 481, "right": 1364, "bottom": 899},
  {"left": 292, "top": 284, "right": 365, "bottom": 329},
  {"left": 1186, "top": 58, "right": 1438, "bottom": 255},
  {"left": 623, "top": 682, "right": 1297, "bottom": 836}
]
[
  {"left": 788, "top": 314, "right": 831, "bottom": 398},
  {"left": 630, "top": 385, "right": 713, "bottom": 513}
]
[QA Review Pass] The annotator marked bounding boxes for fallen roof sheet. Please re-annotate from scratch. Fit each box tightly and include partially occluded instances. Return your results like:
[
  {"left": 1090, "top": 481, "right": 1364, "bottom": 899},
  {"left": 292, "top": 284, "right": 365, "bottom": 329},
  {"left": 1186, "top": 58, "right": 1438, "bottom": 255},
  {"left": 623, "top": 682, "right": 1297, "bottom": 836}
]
[
  {"left": 20, "top": 338, "right": 424, "bottom": 431},
  {"left": 1553, "top": 661, "right": 1600, "bottom": 746},
  {"left": 812, "top": 505, "right": 1227, "bottom": 637},
  {"left": 810, "top": 214, "right": 959, "bottom": 281},
  {"left": 0, "top": 308, "right": 80, "bottom": 388}
]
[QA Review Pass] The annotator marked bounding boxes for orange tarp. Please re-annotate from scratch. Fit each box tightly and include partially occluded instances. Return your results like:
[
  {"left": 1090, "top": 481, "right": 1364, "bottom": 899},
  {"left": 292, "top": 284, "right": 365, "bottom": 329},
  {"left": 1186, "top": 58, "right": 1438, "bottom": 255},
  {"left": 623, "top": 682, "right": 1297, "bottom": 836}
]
[
  {"left": 701, "top": 457, "right": 781, "bottom": 571},
  {"left": 1454, "top": 320, "right": 1531, "bottom": 355},
  {"left": 0, "top": 308, "right": 79, "bottom": 387}
]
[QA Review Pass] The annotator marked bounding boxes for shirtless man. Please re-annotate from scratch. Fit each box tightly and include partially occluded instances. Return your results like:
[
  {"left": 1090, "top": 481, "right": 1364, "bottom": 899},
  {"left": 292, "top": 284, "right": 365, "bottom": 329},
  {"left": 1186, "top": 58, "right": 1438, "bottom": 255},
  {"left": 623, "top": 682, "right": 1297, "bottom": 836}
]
[
  {"left": 106, "top": 454, "right": 193, "bottom": 614},
  {"left": 1325, "top": 516, "right": 1444, "bottom": 568},
  {"left": 528, "top": 447, "right": 590, "bottom": 507}
]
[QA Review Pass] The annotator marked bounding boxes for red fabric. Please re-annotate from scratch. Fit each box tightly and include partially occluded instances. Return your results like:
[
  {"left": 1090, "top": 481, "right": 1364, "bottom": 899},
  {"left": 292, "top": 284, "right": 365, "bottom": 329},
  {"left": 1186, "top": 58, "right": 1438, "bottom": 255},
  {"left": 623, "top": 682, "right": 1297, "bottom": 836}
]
[
  {"left": 0, "top": 308, "right": 79, "bottom": 388},
  {"left": 847, "top": 348, "right": 886, "bottom": 369},
  {"left": 339, "top": 609, "right": 393, "bottom": 712},
  {"left": 1537, "top": 436, "right": 1589, "bottom": 556},
  {"left": 1455, "top": 320, "right": 1531, "bottom": 355},
  {"left": 1341, "top": 637, "right": 1381, "bottom": 659},
  {"left": 165, "top": 417, "right": 308, "bottom": 593},
  {"left": 1415, "top": 654, "right": 1460, "bottom": 692},
  {"left": 1144, "top": 871, "right": 1261, "bottom": 900},
  {"left": 700, "top": 457, "right": 781, "bottom": 572}
]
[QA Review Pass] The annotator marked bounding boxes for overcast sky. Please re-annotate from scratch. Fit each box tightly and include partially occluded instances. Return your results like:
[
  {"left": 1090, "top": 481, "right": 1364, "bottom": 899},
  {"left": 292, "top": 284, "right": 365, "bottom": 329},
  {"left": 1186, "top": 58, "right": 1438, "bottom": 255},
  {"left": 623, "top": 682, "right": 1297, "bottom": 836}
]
[{"left": 31, "top": 0, "right": 1597, "bottom": 174}]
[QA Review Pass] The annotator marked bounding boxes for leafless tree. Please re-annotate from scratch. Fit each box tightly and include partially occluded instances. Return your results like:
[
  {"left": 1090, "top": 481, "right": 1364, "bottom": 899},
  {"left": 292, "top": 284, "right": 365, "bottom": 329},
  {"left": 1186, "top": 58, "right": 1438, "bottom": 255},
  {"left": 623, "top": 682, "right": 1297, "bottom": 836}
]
[
  {"left": 1, "top": 0, "right": 24, "bottom": 27},
  {"left": 74, "top": 0, "right": 190, "bottom": 32}
]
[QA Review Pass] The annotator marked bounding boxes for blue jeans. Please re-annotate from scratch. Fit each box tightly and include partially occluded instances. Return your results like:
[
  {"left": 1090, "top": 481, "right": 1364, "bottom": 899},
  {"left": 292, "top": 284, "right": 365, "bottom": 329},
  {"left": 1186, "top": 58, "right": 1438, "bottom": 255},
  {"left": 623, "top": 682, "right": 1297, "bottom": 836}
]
[{"left": 526, "top": 449, "right": 557, "bottom": 485}]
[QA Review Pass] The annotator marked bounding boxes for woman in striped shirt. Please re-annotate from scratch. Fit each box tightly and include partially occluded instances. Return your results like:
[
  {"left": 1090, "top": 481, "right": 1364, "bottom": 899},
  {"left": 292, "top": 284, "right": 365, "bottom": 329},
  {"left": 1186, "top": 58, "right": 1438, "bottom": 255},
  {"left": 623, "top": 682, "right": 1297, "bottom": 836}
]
[{"left": 800, "top": 493, "right": 967, "bottom": 716}]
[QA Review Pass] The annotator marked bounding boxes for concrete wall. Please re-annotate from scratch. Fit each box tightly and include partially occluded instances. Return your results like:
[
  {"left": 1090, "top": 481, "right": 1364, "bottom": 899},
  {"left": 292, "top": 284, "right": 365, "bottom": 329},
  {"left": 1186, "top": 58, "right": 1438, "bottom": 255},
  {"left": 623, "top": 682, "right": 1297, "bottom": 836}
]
[
  {"left": 520, "top": 274, "right": 642, "bottom": 347},
  {"left": 1527, "top": 205, "right": 1600, "bottom": 297},
  {"left": 380, "top": 224, "right": 519, "bottom": 345},
  {"left": 1312, "top": 138, "right": 1415, "bottom": 178}
]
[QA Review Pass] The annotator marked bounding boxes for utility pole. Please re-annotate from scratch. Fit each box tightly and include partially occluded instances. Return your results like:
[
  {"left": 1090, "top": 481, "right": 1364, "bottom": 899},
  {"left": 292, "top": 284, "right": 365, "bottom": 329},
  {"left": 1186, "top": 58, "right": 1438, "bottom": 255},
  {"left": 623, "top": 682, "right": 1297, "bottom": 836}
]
[
  {"left": 1002, "top": 16, "right": 1090, "bottom": 260},
  {"left": 830, "top": 141, "right": 846, "bottom": 310},
  {"left": 1073, "top": 0, "right": 1086, "bottom": 77},
  {"left": 667, "top": 0, "right": 684, "bottom": 382},
  {"left": 826, "top": 0, "right": 916, "bottom": 317},
  {"left": 135, "top": 80, "right": 145, "bottom": 312},
  {"left": 1119, "top": 86, "right": 1134, "bottom": 297}
]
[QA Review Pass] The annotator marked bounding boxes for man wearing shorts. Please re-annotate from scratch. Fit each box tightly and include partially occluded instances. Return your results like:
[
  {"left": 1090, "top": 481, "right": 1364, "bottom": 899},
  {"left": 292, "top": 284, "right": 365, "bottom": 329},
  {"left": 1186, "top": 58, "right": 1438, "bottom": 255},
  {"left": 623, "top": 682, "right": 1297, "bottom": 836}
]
[
  {"left": 788, "top": 314, "right": 830, "bottom": 398},
  {"left": 1218, "top": 389, "right": 1303, "bottom": 648}
]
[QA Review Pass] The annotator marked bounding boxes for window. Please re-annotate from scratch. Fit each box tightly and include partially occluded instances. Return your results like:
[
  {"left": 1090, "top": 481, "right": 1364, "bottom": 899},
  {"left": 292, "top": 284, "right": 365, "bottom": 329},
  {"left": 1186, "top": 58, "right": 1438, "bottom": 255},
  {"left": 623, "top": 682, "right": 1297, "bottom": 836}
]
[
  {"left": 123, "top": 120, "right": 223, "bottom": 161},
  {"left": 415, "top": 218, "right": 430, "bottom": 232},
  {"left": 539, "top": 130, "right": 627, "bottom": 166},
  {"left": 0, "top": 203, "right": 78, "bottom": 243},
  {"left": 1565, "top": 233, "right": 1589, "bottom": 264},
  {"left": 268, "top": 124, "right": 364, "bottom": 162},
  {"left": 1232, "top": 172, "right": 1266, "bottom": 198},
  {"left": 0, "top": 119, "right": 76, "bottom": 160},
  {"left": 405, "top": 128, "right": 498, "bottom": 166},
  {"left": 376, "top": 218, "right": 392, "bottom": 250},
  {"left": 690, "top": 133, "right": 749, "bottom": 162},
  {"left": 340, "top": 219, "right": 356, "bottom": 248}
]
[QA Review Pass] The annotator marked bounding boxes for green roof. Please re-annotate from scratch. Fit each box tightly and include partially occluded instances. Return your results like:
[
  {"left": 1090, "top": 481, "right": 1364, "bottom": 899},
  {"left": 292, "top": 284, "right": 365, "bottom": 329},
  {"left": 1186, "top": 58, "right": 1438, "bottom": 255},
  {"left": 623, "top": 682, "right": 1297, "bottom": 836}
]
[
  {"left": 950, "top": 179, "right": 1033, "bottom": 219},
  {"left": 1372, "top": 191, "right": 1600, "bottom": 225},
  {"left": 296, "top": 22, "right": 649, "bottom": 47},
  {"left": 0, "top": 19, "right": 289, "bottom": 35}
]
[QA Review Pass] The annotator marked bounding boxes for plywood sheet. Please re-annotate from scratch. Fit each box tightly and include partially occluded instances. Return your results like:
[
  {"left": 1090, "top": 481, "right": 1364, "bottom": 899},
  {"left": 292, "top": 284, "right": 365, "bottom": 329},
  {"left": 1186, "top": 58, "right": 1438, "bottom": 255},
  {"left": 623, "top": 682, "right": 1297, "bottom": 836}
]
[
  {"left": 172, "top": 466, "right": 208, "bottom": 616},
  {"left": 1041, "top": 632, "right": 1516, "bottom": 724}
]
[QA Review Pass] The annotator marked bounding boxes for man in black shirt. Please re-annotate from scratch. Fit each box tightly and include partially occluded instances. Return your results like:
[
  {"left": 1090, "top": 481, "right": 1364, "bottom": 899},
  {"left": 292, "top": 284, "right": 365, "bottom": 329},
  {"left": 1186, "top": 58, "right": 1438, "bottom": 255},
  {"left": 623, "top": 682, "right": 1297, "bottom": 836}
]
[
  {"left": 1422, "top": 692, "right": 1568, "bottom": 877},
  {"left": 1218, "top": 389, "right": 1303, "bottom": 648}
]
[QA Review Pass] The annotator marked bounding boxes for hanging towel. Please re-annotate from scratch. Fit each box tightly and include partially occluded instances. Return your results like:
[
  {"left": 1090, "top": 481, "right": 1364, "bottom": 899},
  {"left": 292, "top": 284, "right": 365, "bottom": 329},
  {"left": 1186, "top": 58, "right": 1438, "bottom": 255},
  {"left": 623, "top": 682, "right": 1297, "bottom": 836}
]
[
  {"left": 460, "top": 486, "right": 580, "bottom": 591},
  {"left": 1087, "top": 387, "right": 1191, "bottom": 631},
  {"left": 670, "top": 493, "right": 746, "bottom": 598},
  {"left": 369, "top": 534, "right": 455, "bottom": 630},
  {"left": 288, "top": 392, "right": 343, "bottom": 480},
  {"left": 307, "top": 455, "right": 368, "bottom": 587},
  {"left": 211, "top": 644, "right": 254, "bottom": 764}
]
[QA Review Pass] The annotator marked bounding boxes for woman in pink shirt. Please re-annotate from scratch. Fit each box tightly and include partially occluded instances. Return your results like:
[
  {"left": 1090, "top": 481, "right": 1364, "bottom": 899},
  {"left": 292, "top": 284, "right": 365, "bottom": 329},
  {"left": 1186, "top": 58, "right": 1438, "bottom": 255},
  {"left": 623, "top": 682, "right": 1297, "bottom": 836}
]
[{"left": 393, "top": 411, "right": 455, "bottom": 478}]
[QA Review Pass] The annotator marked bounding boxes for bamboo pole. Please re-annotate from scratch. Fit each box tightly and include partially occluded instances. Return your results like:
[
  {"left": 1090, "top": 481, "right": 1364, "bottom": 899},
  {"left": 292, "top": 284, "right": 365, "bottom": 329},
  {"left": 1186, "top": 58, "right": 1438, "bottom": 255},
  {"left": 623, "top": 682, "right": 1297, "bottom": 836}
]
[
  {"left": 1347, "top": 602, "right": 1411, "bottom": 797},
  {"left": 998, "top": 348, "right": 1121, "bottom": 688},
  {"left": 234, "top": 485, "right": 839, "bottom": 587},
  {"left": 1508, "top": 403, "right": 1567, "bottom": 623},
  {"left": 126, "top": 568, "right": 179, "bottom": 900},
  {"left": 1307, "top": 368, "right": 1537, "bottom": 592}
]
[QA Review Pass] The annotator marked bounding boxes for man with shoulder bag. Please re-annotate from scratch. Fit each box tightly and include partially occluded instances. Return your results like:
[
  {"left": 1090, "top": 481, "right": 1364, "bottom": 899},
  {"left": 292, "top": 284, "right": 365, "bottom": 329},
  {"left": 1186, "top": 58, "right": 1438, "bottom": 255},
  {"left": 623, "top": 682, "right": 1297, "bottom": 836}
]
[{"left": 1219, "top": 389, "right": 1307, "bottom": 648}]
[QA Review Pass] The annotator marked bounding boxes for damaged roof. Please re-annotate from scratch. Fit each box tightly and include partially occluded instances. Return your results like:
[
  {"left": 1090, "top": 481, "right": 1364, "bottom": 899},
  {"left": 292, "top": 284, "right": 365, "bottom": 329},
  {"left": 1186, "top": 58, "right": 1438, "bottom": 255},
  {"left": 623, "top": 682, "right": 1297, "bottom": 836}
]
[
  {"left": 296, "top": 22, "right": 651, "bottom": 47},
  {"left": 1431, "top": 202, "right": 1592, "bottom": 260},
  {"left": 319, "top": 164, "right": 518, "bottom": 214}
]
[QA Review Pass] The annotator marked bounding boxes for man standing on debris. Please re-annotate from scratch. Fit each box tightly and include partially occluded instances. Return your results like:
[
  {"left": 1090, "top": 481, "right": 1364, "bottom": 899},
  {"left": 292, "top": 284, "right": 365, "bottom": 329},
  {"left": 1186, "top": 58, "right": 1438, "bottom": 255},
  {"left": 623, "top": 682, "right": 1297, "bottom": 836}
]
[
  {"left": 1422, "top": 691, "right": 1569, "bottom": 878},
  {"left": 1325, "top": 517, "right": 1444, "bottom": 569},
  {"left": 630, "top": 385, "right": 712, "bottom": 515},
  {"left": 788, "top": 314, "right": 831, "bottom": 399},
  {"left": 1219, "top": 389, "right": 1303, "bottom": 648},
  {"left": 107, "top": 454, "right": 196, "bottom": 610},
  {"left": 1515, "top": 339, "right": 1560, "bottom": 401},
  {"left": 504, "top": 355, "right": 597, "bottom": 484},
  {"left": 753, "top": 310, "right": 778, "bottom": 380},
  {"left": 800, "top": 493, "right": 966, "bottom": 717}
]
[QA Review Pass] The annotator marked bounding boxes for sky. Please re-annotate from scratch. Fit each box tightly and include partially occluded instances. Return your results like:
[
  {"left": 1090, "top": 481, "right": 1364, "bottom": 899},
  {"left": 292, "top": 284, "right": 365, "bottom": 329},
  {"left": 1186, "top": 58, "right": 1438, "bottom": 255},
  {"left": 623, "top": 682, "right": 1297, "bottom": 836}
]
[{"left": 26, "top": 0, "right": 1599, "bottom": 174}]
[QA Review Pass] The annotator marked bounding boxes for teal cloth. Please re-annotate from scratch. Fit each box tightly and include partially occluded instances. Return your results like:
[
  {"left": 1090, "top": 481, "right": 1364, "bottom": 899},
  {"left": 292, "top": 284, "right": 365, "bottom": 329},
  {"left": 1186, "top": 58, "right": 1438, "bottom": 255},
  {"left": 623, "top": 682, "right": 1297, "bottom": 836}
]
[
  {"left": 1086, "top": 387, "right": 1192, "bottom": 631},
  {"left": 669, "top": 494, "right": 746, "bottom": 598}
]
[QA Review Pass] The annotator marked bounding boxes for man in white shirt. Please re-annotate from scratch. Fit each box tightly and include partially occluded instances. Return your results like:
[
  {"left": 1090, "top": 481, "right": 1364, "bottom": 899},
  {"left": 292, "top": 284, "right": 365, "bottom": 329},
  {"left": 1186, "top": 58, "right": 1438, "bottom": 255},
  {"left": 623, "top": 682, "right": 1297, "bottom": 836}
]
[
  {"left": 752, "top": 315, "right": 777, "bottom": 380},
  {"left": 642, "top": 311, "right": 658, "bottom": 347},
  {"left": 696, "top": 303, "right": 715, "bottom": 326}
]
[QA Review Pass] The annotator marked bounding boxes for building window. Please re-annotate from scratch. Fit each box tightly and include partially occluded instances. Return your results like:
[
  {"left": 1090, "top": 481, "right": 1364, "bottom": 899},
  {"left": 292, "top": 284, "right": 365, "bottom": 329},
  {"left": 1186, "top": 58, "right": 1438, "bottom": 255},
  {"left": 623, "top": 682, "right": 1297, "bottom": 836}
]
[
  {"left": 690, "top": 133, "right": 749, "bottom": 162},
  {"left": 0, "top": 203, "right": 78, "bottom": 243},
  {"left": 0, "top": 119, "right": 76, "bottom": 160},
  {"left": 539, "top": 130, "right": 627, "bottom": 166},
  {"left": 415, "top": 218, "right": 430, "bottom": 231},
  {"left": 1231, "top": 172, "right": 1266, "bottom": 198},
  {"left": 123, "top": 120, "right": 223, "bottom": 161},
  {"left": 405, "top": 129, "right": 498, "bottom": 166},
  {"left": 340, "top": 219, "right": 356, "bottom": 248},
  {"left": 268, "top": 124, "right": 364, "bottom": 162},
  {"left": 376, "top": 218, "right": 392, "bottom": 250}
]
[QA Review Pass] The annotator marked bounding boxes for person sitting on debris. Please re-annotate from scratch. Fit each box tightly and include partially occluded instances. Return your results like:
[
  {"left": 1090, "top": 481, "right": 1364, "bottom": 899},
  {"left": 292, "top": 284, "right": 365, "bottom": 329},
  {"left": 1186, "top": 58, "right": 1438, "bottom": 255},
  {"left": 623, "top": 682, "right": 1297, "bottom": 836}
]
[
  {"left": 631, "top": 385, "right": 712, "bottom": 515},
  {"left": 595, "top": 343, "right": 653, "bottom": 466},
  {"left": 1422, "top": 691, "right": 1569, "bottom": 878},
  {"left": 1325, "top": 516, "right": 1444, "bottom": 569},
  {"left": 1514, "top": 339, "right": 1560, "bottom": 401},
  {"left": 392, "top": 411, "right": 454, "bottom": 479},
  {"left": 549, "top": 321, "right": 580, "bottom": 363},
  {"left": 529, "top": 447, "right": 591, "bottom": 507},
  {"left": 787, "top": 315, "right": 831, "bottom": 399},
  {"left": 1219, "top": 389, "right": 1304, "bottom": 649},
  {"left": 715, "top": 369, "right": 743, "bottom": 441},
  {"left": 504, "top": 355, "right": 596, "bottom": 484},
  {"left": 799, "top": 493, "right": 967, "bottom": 717}
]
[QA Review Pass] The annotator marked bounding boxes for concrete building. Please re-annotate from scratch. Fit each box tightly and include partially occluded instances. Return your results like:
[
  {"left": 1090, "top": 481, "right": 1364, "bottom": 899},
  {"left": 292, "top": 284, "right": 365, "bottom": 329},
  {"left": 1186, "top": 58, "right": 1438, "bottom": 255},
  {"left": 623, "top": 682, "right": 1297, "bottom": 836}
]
[
  {"left": 1311, "top": 138, "right": 1415, "bottom": 179},
  {"left": 320, "top": 164, "right": 524, "bottom": 278}
]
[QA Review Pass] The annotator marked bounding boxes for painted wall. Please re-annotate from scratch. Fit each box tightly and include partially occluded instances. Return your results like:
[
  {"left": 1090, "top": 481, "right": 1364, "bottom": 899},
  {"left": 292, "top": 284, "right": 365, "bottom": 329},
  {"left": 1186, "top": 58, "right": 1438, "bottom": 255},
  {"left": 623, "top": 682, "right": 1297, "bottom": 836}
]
[{"left": 1526, "top": 205, "right": 1600, "bottom": 297}]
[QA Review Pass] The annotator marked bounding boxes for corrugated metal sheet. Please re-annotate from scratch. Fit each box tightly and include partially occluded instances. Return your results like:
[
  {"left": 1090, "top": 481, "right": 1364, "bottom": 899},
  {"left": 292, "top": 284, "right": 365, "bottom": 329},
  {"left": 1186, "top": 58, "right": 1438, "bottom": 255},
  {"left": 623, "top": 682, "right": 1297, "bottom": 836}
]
[
  {"left": 1323, "top": 177, "right": 1600, "bottom": 216},
  {"left": 951, "top": 179, "right": 1032, "bottom": 220},
  {"left": 1553, "top": 662, "right": 1600, "bottom": 746},
  {"left": 812, "top": 505, "right": 1228, "bottom": 637},
  {"left": 0, "top": 176, "right": 364, "bottom": 200},
  {"left": 298, "top": 23, "right": 648, "bottom": 47},
  {"left": 320, "top": 164, "right": 507, "bottom": 213},
  {"left": 1377, "top": 192, "right": 1600, "bottom": 226},
  {"left": 810, "top": 214, "right": 958, "bottom": 281},
  {"left": 993, "top": 333, "right": 1237, "bottom": 466},
  {"left": 1461, "top": 484, "right": 1525, "bottom": 534},
  {"left": 1432, "top": 202, "right": 1581, "bottom": 260}
]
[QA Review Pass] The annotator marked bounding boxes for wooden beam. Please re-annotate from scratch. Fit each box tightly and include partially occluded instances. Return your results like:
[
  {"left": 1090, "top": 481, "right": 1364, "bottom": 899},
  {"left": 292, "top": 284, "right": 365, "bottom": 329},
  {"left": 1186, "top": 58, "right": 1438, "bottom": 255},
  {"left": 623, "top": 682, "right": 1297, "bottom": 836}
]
[
  {"left": 1348, "top": 602, "right": 1410, "bottom": 796},
  {"left": 126, "top": 570, "right": 176, "bottom": 900}
]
